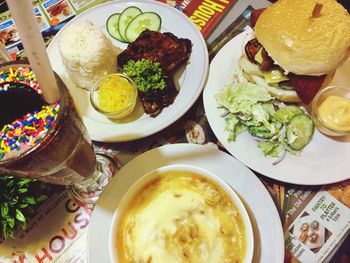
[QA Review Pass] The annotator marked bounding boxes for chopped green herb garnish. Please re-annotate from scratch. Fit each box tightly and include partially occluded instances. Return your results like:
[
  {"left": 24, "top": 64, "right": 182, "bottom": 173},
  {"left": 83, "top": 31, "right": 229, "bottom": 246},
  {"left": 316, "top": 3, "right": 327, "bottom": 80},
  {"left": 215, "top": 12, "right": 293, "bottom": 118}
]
[{"left": 122, "top": 59, "right": 166, "bottom": 92}]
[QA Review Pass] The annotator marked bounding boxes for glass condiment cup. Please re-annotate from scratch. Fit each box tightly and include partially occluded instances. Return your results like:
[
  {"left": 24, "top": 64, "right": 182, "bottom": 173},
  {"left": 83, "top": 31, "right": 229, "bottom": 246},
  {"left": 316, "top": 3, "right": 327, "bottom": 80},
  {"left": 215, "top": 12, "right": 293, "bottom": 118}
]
[
  {"left": 311, "top": 85, "right": 350, "bottom": 136},
  {"left": 90, "top": 73, "right": 138, "bottom": 119}
]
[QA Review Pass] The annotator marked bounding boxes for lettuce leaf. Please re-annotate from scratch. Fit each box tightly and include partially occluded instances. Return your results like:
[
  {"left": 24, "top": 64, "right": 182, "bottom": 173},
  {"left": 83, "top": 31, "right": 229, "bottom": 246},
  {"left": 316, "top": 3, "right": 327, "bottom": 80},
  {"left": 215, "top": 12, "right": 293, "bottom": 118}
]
[
  {"left": 215, "top": 82, "right": 272, "bottom": 114},
  {"left": 215, "top": 68, "right": 310, "bottom": 162},
  {"left": 215, "top": 82, "right": 296, "bottom": 159},
  {"left": 224, "top": 114, "right": 247, "bottom": 142},
  {"left": 258, "top": 141, "right": 284, "bottom": 157}
]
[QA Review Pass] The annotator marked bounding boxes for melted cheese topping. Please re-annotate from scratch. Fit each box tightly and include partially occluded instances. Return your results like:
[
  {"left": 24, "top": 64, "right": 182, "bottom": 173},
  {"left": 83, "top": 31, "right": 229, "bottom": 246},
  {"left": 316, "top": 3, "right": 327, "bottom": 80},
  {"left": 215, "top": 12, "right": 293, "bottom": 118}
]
[{"left": 116, "top": 171, "right": 246, "bottom": 263}]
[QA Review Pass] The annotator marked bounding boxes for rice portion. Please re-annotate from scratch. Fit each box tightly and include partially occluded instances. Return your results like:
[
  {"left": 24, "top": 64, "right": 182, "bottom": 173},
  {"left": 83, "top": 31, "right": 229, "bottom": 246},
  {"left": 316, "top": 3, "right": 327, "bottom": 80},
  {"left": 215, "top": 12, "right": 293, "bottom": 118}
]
[{"left": 58, "top": 20, "right": 121, "bottom": 90}]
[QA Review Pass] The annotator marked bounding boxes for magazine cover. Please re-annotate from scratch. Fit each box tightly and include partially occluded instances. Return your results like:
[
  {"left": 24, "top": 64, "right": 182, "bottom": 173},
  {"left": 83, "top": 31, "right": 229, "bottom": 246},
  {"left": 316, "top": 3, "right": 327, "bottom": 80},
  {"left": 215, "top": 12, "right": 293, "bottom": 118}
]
[
  {"left": 174, "top": 0, "right": 237, "bottom": 38},
  {"left": 0, "top": 190, "right": 92, "bottom": 263},
  {"left": 1, "top": 0, "right": 106, "bottom": 59},
  {"left": 282, "top": 183, "right": 350, "bottom": 263}
]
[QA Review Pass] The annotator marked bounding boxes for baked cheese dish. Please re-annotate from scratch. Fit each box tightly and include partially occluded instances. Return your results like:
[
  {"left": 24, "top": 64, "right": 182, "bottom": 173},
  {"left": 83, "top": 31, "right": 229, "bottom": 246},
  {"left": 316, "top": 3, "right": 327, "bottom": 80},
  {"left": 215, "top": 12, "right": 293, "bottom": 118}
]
[{"left": 116, "top": 170, "right": 247, "bottom": 263}]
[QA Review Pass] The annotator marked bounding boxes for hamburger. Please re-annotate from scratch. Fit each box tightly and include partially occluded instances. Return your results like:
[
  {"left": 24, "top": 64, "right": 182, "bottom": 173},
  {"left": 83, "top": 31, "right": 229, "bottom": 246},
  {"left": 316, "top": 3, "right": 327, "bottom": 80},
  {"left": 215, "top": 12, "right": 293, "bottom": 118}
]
[{"left": 240, "top": 0, "right": 350, "bottom": 104}]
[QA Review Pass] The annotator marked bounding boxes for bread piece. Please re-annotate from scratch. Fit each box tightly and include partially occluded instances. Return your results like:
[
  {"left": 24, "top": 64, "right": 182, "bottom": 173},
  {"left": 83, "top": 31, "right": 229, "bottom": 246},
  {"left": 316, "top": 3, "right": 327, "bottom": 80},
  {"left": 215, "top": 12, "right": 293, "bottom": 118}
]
[{"left": 255, "top": 0, "right": 350, "bottom": 76}]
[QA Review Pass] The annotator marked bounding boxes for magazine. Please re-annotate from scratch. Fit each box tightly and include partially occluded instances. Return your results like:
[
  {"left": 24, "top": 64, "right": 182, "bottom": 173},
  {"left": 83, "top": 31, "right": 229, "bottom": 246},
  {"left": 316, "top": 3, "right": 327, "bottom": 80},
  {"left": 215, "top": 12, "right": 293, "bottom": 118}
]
[
  {"left": 282, "top": 183, "right": 350, "bottom": 263},
  {"left": 0, "top": 0, "right": 237, "bottom": 60},
  {"left": 206, "top": 5, "right": 253, "bottom": 60},
  {"left": 173, "top": 0, "right": 237, "bottom": 38}
]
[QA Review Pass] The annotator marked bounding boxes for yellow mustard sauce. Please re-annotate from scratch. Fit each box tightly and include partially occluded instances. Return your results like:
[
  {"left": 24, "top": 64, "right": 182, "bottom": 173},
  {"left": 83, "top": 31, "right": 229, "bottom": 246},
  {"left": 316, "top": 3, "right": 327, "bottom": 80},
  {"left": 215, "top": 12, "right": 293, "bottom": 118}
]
[
  {"left": 317, "top": 95, "right": 350, "bottom": 131},
  {"left": 98, "top": 74, "right": 136, "bottom": 116}
]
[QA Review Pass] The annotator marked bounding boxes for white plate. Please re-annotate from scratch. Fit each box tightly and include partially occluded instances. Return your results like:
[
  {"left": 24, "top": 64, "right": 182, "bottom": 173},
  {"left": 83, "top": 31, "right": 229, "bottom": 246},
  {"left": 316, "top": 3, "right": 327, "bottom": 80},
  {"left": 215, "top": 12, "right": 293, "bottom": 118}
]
[
  {"left": 88, "top": 143, "right": 284, "bottom": 263},
  {"left": 203, "top": 29, "right": 350, "bottom": 185},
  {"left": 47, "top": 0, "right": 209, "bottom": 142}
]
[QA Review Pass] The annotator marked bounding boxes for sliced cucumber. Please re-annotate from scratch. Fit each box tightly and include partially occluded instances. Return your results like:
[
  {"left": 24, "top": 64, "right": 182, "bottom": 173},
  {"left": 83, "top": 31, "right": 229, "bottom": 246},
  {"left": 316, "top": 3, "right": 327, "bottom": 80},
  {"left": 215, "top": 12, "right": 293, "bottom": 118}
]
[
  {"left": 274, "top": 105, "right": 303, "bottom": 124},
  {"left": 125, "top": 12, "right": 162, "bottom": 42},
  {"left": 106, "top": 13, "right": 125, "bottom": 42},
  {"left": 118, "top": 6, "right": 142, "bottom": 42},
  {"left": 285, "top": 114, "right": 314, "bottom": 150}
]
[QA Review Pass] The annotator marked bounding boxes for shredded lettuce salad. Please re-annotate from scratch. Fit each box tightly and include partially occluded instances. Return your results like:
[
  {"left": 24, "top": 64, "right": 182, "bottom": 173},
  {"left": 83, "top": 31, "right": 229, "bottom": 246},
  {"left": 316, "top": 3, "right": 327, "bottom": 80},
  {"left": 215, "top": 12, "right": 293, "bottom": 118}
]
[{"left": 215, "top": 67, "right": 313, "bottom": 164}]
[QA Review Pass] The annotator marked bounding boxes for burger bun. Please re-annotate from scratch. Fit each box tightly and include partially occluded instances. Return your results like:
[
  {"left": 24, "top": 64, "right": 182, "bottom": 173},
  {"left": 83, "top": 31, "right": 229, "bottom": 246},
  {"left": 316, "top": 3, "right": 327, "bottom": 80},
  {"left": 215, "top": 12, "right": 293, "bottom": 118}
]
[{"left": 255, "top": 0, "right": 350, "bottom": 76}]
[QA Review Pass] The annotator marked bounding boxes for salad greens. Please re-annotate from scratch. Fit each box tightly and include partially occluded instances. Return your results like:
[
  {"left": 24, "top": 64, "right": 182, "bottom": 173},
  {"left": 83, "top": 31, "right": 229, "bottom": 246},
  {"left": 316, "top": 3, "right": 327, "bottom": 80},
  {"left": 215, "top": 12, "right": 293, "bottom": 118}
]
[
  {"left": 215, "top": 81, "right": 314, "bottom": 162},
  {"left": 122, "top": 59, "right": 166, "bottom": 93}
]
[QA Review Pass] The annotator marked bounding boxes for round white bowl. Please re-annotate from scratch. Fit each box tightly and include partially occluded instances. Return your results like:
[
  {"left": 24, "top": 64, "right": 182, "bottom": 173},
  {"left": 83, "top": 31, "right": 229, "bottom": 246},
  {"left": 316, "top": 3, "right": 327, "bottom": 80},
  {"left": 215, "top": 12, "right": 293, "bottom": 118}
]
[{"left": 109, "top": 164, "right": 254, "bottom": 263}]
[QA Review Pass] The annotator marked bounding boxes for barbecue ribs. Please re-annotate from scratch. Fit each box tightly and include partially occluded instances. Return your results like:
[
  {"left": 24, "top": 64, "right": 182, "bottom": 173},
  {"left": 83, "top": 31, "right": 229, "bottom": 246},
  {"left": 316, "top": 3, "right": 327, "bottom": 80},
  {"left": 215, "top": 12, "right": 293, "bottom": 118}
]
[{"left": 117, "top": 30, "right": 192, "bottom": 116}]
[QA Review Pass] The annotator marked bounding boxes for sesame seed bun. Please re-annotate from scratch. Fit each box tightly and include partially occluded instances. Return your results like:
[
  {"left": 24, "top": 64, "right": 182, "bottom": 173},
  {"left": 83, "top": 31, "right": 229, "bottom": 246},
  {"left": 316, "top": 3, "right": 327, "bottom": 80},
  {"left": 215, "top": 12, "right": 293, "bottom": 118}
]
[{"left": 255, "top": 0, "right": 350, "bottom": 76}]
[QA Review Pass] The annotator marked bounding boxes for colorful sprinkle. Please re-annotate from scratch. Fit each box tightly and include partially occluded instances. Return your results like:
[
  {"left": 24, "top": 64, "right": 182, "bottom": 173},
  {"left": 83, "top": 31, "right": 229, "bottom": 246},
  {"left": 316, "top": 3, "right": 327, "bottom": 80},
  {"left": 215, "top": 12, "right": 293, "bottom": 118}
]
[{"left": 0, "top": 67, "right": 60, "bottom": 161}]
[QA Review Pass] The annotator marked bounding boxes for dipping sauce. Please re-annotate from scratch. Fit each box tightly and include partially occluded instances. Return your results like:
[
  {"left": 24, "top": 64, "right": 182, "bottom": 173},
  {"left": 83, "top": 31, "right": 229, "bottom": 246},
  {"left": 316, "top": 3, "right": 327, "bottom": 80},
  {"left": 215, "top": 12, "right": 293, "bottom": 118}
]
[
  {"left": 116, "top": 170, "right": 247, "bottom": 263},
  {"left": 317, "top": 95, "right": 350, "bottom": 132},
  {"left": 90, "top": 73, "right": 137, "bottom": 119},
  {"left": 311, "top": 86, "right": 350, "bottom": 136}
]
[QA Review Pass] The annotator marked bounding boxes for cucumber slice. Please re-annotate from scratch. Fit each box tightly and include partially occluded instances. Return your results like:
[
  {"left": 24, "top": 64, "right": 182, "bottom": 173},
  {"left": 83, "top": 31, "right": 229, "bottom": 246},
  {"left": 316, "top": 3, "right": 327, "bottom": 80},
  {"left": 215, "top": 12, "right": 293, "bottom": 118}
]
[
  {"left": 285, "top": 114, "right": 314, "bottom": 150},
  {"left": 125, "top": 12, "right": 162, "bottom": 42},
  {"left": 274, "top": 105, "right": 303, "bottom": 124},
  {"left": 106, "top": 13, "right": 125, "bottom": 42},
  {"left": 248, "top": 125, "right": 274, "bottom": 139},
  {"left": 118, "top": 6, "right": 142, "bottom": 42}
]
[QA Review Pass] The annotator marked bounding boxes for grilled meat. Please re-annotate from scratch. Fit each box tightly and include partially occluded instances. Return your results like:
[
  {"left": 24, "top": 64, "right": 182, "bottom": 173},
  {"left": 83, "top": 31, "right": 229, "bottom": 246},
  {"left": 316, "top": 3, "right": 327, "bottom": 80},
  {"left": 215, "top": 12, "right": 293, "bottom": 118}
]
[
  {"left": 245, "top": 38, "right": 274, "bottom": 71},
  {"left": 117, "top": 30, "right": 192, "bottom": 74},
  {"left": 117, "top": 30, "right": 192, "bottom": 116},
  {"left": 245, "top": 38, "right": 262, "bottom": 64},
  {"left": 138, "top": 76, "right": 178, "bottom": 117}
]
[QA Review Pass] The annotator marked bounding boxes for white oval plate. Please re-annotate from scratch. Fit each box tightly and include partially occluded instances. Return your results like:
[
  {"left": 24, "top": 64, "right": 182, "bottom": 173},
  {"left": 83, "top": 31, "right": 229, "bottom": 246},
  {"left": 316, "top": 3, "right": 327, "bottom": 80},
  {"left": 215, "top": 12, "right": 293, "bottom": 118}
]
[
  {"left": 203, "top": 29, "right": 350, "bottom": 185},
  {"left": 47, "top": 0, "right": 208, "bottom": 142},
  {"left": 88, "top": 143, "right": 284, "bottom": 263}
]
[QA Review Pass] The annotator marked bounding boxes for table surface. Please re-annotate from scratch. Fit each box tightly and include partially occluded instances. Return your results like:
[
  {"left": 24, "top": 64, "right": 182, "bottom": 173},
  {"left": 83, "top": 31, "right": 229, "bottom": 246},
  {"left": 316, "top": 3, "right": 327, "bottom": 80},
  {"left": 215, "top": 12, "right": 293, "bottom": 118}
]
[{"left": 0, "top": 0, "right": 349, "bottom": 262}]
